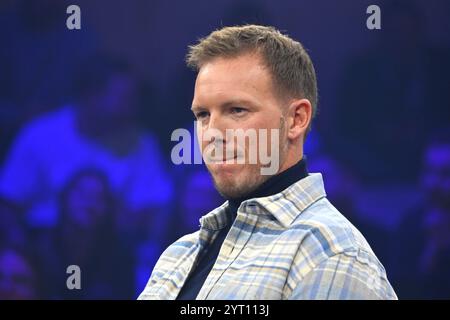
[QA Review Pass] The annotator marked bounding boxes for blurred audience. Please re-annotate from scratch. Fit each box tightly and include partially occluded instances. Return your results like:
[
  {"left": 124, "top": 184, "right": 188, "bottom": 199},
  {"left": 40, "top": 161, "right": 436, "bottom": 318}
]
[
  {"left": 0, "top": 55, "right": 173, "bottom": 241},
  {"left": 0, "top": 54, "right": 174, "bottom": 298},
  {"left": 0, "top": 0, "right": 97, "bottom": 162},
  {"left": 392, "top": 130, "right": 450, "bottom": 299},
  {"left": 0, "top": 246, "right": 40, "bottom": 300},
  {"left": 0, "top": 197, "right": 27, "bottom": 250},
  {"left": 327, "top": 0, "right": 450, "bottom": 184},
  {"left": 36, "top": 169, "right": 134, "bottom": 299}
]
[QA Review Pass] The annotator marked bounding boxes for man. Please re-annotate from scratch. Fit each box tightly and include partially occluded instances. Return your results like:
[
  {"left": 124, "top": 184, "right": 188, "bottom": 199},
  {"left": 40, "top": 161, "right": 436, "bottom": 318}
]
[{"left": 139, "top": 25, "right": 397, "bottom": 300}]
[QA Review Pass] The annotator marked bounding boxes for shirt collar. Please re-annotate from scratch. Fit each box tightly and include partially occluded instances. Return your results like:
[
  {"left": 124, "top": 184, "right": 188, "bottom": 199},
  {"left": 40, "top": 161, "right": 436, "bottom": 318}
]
[{"left": 199, "top": 173, "right": 327, "bottom": 230}]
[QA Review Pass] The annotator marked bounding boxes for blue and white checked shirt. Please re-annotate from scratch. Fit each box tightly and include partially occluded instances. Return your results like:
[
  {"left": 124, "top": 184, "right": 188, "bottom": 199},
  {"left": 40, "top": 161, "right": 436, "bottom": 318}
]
[{"left": 139, "top": 173, "right": 397, "bottom": 300}]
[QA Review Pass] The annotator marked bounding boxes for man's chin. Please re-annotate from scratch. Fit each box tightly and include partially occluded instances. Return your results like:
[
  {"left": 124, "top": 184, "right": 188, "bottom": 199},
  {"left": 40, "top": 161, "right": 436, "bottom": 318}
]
[
  {"left": 209, "top": 172, "right": 244, "bottom": 199},
  {"left": 210, "top": 173, "right": 264, "bottom": 200},
  {"left": 214, "top": 185, "right": 246, "bottom": 199}
]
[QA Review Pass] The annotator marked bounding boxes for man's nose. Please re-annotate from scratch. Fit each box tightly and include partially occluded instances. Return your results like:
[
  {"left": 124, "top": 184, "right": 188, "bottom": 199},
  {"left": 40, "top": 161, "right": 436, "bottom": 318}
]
[
  {"left": 207, "top": 112, "right": 223, "bottom": 129},
  {"left": 205, "top": 113, "right": 226, "bottom": 143}
]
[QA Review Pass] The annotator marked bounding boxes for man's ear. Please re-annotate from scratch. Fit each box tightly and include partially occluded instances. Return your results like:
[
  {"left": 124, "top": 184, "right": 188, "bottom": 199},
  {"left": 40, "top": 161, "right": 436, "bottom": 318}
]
[{"left": 286, "top": 98, "right": 312, "bottom": 141}]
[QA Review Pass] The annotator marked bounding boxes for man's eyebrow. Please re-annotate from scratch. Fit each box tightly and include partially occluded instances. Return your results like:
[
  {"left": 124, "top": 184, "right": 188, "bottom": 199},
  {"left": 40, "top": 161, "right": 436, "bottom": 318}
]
[
  {"left": 190, "top": 105, "right": 207, "bottom": 113},
  {"left": 221, "top": 100, "right": 255, "bottom": 108},
  {"left": 191, "top": 99, "right": 257, "bottom": 112}
]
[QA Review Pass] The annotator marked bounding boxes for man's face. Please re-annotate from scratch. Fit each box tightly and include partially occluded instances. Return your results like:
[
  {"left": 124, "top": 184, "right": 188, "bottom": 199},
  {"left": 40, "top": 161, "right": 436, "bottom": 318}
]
[{"left": 192, "top": 53, "right": 288, "bottom": 199}]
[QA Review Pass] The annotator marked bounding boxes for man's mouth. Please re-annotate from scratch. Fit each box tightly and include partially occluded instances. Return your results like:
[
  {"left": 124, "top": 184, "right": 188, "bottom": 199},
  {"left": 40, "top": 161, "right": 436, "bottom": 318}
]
[
  {"left": 206, "top": 155, "right": 238, "bottom": 163},
  {"left": 204, "top": 143, "right": 245, "bottom": 164}
]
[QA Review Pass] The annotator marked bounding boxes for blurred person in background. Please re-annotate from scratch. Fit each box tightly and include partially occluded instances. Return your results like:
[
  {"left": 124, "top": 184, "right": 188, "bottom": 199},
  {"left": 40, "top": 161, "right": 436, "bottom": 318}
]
[
  {"left": 393, "top": 130, "right": 450, "bottom": 299},
  {"left": 0, "top": 195, "right": 38, "bottom": 299},
  {"left": 0, "top": 55, "right": 173, "bottom": 246},
  {"left": 36, "top": 169, "right": 134, "bottom": 299},
  {"left": 0, "top": 197, "right": 28, "bottom": 250},
  {"left": 0, "top": 0, "right": 97, "bottom": 162},
  {"left": 0, "top": 246, "right": 40, "bottom": 300},
  {"left": 328, "top": 0, "right": 450, "bottom": 184}
]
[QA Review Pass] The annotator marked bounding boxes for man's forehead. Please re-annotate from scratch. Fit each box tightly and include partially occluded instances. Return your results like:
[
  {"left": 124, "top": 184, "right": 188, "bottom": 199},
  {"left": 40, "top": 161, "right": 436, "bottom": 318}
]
[
  {"left": 196, "top": 53, "right": 268, "bottom": 83},
  {"left": 193, "top": 54, "right": 274, "bottom": 105}
]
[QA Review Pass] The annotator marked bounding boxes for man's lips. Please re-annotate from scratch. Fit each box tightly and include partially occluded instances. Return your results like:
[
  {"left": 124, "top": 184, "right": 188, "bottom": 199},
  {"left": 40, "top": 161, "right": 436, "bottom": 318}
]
[
  {"left": 204, "top": 144, "right": 245, "bottom": 163},
  {"left": 206, "top": 155, "right": 238, "bottom": 163}
]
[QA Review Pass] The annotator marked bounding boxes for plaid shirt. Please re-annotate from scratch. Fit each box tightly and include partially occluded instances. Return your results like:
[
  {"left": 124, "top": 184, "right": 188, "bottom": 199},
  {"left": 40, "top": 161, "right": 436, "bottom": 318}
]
[{"left": 139, "top": 173, "right": 397, "bottom": 300}]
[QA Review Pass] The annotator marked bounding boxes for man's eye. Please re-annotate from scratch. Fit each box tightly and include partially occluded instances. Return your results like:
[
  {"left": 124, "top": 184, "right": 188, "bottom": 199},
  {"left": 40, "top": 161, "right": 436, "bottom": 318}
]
[
  {"left": 230, "top": 107, "right": 247, "bottom": 115},
  {"left": 195, "top": 111, "right": 209, "bottom": 119}
]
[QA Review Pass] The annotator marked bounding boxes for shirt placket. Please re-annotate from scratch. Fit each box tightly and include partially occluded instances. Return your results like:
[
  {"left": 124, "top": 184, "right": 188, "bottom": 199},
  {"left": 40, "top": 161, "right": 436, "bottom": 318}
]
[
  {"left": 159, "top": 227, "right": 217, "bottom": 299},
  {"left": 196, "top": 210, "right": 259, "bottom": 299}
]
